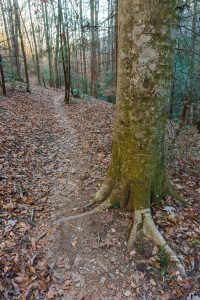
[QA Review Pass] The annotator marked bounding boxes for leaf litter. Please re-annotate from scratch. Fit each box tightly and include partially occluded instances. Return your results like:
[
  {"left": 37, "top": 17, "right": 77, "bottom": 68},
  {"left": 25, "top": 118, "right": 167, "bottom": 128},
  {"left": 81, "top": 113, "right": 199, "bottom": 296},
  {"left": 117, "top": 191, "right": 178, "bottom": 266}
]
[{"left": 0, "top": 85, "right": 199, "bottom": 299}]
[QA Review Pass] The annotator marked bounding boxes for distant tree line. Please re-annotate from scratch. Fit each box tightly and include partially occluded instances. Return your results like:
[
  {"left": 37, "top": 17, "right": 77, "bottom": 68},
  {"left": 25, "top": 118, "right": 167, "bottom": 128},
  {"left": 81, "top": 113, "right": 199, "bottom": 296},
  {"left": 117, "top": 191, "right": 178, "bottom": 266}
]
[{"left": 0, "top": 0, "right": 199, "bottom": 128}]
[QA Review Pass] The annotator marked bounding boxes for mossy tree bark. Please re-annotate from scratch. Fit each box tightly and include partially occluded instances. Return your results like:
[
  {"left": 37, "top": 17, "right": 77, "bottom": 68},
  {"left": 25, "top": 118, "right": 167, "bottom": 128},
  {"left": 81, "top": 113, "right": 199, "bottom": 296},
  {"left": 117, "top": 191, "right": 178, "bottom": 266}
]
[
  {"left": 96, "top": 0, "right": 176, "bottom": 209},
  {"left": 94, "top": 0, "right": 186, "bottom": 275}
]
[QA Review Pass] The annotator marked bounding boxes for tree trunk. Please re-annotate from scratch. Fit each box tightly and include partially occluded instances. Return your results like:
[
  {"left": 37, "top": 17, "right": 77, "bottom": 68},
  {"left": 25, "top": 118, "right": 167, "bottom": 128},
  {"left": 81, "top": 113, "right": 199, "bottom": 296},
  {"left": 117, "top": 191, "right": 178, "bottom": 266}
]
[
  {"left": 0, "top": 0, "right": 13, "bottom": 73},
  {"left": 114, "top": 0, "right": 118, "bottom": 86},
  {"left": 28, "top": 0, "right": 41, "bottom": 85},
  {"left": 107, "top": 0, "right": 111, "bottom": 72},
  {"left": 8, "top": 0, "right": 20, "bottom": 78},
  {"left": 95, "top": 0, "right": 101, "bottom": 76},
  {"left": 19, "top": 8, "right": 36, "bottom": 71},
  {"left": 58, "top": 0, "right": 70, "bottom": 103},
  {"left": 42, "top": 1, "right": 54, "bottom": 87},
  {"left": 90, "top": 0, "right": 98, "bottom": 97},
  {"left": 170, "top": 61, "right": 177, "bottom": 119},
  {"left": 0, "top": 54, "right": 6, "bottom": 95},
  {"left": 179, "top": 0, "right": 198, "bottom": 126},
  {"left": 53, "top": 2, "right": 60, "bottom": 89},
  {"left": 188, "top": 0, "right": 198, "bottom": 125},
  {"left": 72, "top": 12, "right": 80, "bottom": 89},
  {"left": 79, "top": 0, "right": 88, "bottom": 93},
  {"left": 14, "top": 1, "right": 30, "bottom": 92},
  {"left": 94, "top": 0, "right": 186, "bottom": 275},
  {"left": 111, "top": 0, "right": 115, "bottom": 74}
]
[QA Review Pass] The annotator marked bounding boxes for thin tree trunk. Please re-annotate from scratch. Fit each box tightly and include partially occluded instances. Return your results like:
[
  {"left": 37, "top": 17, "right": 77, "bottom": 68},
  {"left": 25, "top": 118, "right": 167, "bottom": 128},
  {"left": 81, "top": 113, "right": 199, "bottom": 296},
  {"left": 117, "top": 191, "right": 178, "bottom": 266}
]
[
  {"left": 7, "top": 0, "right": 20, "bottom": 78},
  {"left": 111, "top": 0, "right": 114, "bottom": 74},
  {"left": 115, "top": 0, "right": 118, "bottom": 86},
  {"left": 52, "top": 0, "right": 60, "bottom": 89},
  {"left": 0, "top": 0, "right": 13, "bottom": 72},
  {"left": 19, "top": 9, "right": 35, "bottom": 68},
  {"left": 90, "top": 0, "right": 97, "bottom": 97},
  {"left": 58, "top": 0, "right": 70, "bottom": 103},
  {"left": 79, "top": 0, "right": 88, "bottom": 93},
  {"left": 180, "top": 0, "right": 197, "bottom": 127},
  {"left": 107, "top": 0, "right": 111, "bottom": 72},
  {"left": 72, "top": 12, "right": 80, "bottom": 89},
  {"left": 95, "top": 0, "right": 101, "bottom": 77},
  {"left": 170, "top": 61, "right": 177, "bottom": 119},
  {"left": 42, "top": 1, "right": 54, "bottom": 87},
  {"left": 65, "top": 0, "right": 71, "bottom": 102},
  {"left": 15, "top": 0, "right": 30, "bottom": 92},
  {"left": 28, "top": 0, "right": 41, "bottom": 85},
  {"left": 13, "top": 0, "right": 20, "bottom": 78},
  {"left": 0, "top": 54, "right": 6, "bottom": 95}
]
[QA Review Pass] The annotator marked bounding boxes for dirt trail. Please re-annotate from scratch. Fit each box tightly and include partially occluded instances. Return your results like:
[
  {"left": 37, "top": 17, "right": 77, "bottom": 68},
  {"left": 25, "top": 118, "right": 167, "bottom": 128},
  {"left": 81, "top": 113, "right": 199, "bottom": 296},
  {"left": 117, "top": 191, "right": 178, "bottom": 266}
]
[
  {"left": 35, "top": 88, "right": 142, "bottom": 300},
  {"left": 38, "top": 90, "right": 127, "bottom": 299}
]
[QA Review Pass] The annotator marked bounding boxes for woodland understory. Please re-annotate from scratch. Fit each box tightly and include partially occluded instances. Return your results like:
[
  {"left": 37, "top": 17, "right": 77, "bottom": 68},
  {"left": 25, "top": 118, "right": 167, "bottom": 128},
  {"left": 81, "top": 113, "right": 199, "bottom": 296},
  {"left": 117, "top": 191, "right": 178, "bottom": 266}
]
[{"left": 0, "top": 84, "right": 199, "bottom": 300}]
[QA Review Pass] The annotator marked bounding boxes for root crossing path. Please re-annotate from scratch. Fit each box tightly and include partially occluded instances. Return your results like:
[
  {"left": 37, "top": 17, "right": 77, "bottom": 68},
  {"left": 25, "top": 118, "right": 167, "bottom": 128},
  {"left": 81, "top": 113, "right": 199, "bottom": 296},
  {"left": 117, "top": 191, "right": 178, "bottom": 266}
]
[{"left": 2, "top": 85, "right": 199, "bottom": 299}]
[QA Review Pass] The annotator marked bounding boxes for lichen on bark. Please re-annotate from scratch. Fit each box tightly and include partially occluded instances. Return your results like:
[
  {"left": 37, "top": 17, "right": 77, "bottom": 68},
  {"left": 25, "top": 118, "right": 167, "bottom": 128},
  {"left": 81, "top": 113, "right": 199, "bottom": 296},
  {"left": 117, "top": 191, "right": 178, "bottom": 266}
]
[
  {"left": 93, "top": 0, "right": 186, "bottom": 275},
  {"left": 99, "top": 0, "right": 177, "bottom": 210}
]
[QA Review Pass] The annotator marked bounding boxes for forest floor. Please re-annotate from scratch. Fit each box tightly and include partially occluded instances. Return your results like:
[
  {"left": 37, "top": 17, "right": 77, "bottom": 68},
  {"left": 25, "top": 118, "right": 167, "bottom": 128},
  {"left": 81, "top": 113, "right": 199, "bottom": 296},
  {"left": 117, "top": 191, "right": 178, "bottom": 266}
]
[{"left": 0, "top": 84, "right": 200, "bottom": 300}]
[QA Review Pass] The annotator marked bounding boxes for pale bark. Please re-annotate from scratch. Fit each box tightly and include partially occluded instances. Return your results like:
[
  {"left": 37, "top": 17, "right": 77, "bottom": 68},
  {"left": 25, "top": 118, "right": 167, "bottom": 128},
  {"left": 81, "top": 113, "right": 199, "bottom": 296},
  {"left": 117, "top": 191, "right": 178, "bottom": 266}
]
[{"left": 94, "top": 0, "right": 186, "bottom": 276}]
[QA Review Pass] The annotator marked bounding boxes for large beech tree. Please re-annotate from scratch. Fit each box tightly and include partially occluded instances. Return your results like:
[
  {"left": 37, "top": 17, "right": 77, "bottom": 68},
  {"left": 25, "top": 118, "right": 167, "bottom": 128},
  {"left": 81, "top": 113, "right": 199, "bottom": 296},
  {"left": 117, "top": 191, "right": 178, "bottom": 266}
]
[
  {"left": 61, "top": 0, "right": 186, "bottom": 275},
  {"left": 95, "top": 0, "right": 185, "bottom": 273},
  {"left": 95, "top": 0, "right": 187, "bottom": 272},
  {"left": 95, "top": 0, "right": 187, "bottom": 274}
]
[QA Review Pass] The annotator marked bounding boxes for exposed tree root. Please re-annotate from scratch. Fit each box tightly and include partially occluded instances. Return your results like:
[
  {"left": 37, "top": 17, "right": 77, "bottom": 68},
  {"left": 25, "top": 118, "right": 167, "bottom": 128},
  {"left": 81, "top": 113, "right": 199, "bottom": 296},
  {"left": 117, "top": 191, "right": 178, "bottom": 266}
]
[
  {"left": 128, "top": 208, "right": 187, "bottom": 277},
  {"left": 52, "top": 184, "right": 122, "bottom": 225},
  {"left": 51, "top": 178, "right": 187, "bottom": 278},
  {"left": 51, "top": 198, "right": 112, "bottom": 225},
  {"left": 93, "top": 179, "right": 114, "bottom": 204},
  {"left": 84, "top": 183, "right": 123, "bottom": 210}
]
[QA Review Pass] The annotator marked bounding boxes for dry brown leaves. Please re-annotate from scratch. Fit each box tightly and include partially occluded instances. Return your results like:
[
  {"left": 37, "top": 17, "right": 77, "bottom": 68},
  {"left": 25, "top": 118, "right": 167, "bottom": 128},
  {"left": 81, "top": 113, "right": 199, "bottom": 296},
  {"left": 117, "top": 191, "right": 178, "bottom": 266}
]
[
  {"left": 0, "top": 89, "right": 56, "bottom": 299},
  {"left": 0, "top": 88, "right": 199, "bottom": 299}
]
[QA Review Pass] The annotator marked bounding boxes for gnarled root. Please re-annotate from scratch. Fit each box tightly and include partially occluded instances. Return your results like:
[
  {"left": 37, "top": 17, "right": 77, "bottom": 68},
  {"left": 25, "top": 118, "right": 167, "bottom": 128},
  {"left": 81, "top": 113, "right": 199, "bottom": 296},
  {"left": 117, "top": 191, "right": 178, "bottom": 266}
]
[
  {"left": 128, "top": 208, "right": 187, "bottom": 277},
  {"left": 52, "top": 198, "right": 112, "bottom": 225},
  {"left": 87, "top": 181, "right": 129, "bottom": 209},
  {"left": 52, "top": 183, "right": 124, "bottom": 225},
  {"left": 83, "top": 180, "right": 114, "bottom": 209},
  {"left": 93, "top": 179, "right": 114, "bottom": 204}
]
